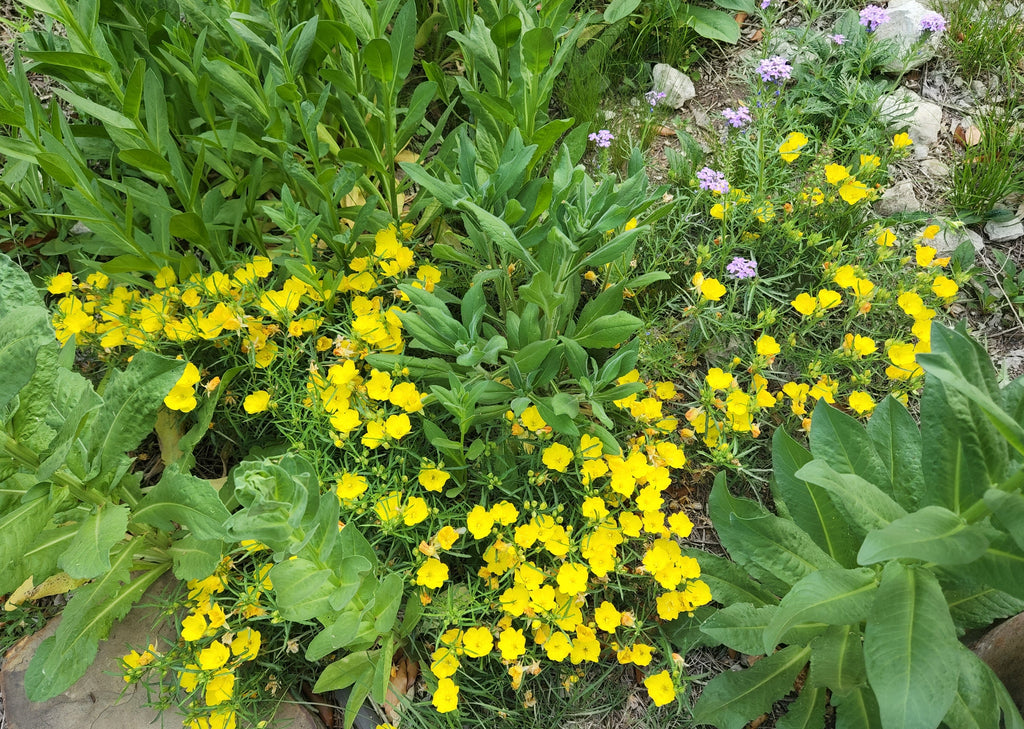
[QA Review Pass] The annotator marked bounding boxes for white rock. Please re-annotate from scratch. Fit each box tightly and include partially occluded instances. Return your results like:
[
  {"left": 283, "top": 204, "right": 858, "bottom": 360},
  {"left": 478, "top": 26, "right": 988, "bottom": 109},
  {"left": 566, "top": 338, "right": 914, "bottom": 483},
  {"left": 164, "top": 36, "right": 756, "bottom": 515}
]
[
  {"left": 70, "top": 222, "right": 92, "bottom": 235},
  {"left": 874, "top": 0, "right": 945, "bottom": 73},
  {"left": 874, "top": 180, "right": 921, "bottom": 216},
  {"left": 652, "top": 64, "right": 695, "bottom": 109},
  {"left": 932, "top": 227, "right": 984, "bottom": 255},
  {"left": 878, "top": 89, "right": 942, "bottom": 155},
  {"left": 984, "top": 218, "right": 1024, "bottom": 243},
  {"left": 919, "top": 157, "right": 949, "bottom": 177}
]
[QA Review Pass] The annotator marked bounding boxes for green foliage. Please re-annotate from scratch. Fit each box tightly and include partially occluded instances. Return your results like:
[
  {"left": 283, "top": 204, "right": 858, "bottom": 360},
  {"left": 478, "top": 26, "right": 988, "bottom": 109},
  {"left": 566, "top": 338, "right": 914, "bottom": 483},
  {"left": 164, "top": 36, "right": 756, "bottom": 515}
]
[
  {"left": 948, "top": 94, "right": 1024, "bottom": 221},
  {"left": 691, "top": 322, "right": 1024, "bottom": 729},
  {"left": 0, "top": 252, "right": 234, "bottom": 701}
]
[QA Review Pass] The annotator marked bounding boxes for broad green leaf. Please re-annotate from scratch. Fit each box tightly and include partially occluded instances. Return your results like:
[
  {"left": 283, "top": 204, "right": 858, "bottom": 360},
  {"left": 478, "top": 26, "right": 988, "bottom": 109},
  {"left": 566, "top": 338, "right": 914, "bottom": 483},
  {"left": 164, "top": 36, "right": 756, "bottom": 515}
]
[
  {"left": 941, "top": 645, "right": 1001, "bottom": 729},
  {"left": 19, "top": 525, "right": 77, "bottom": 591},
  {"left": 522, "top": 27, "right": 554, "bottom": 74},
  {"left": 809, "top": 402, "right": 890, "bottom": 490},
  {"left": 796, "top": 460, "right": 905, "bottom": 534},
  {"left": 700, "top": 603, "right": 777, "bottom": 654},
  {"left": 573, "top": 311, "right": 642, "bottom": 349},
  {"left": 0, "top": 496, "right": 59, "bottom": 594},
  {"left": 371, "top": 573, "right": 404, "bottom": 632},
  {"left": 857, "top": 506, "right": 988, "bottom": 565},
  {"left": 776, "top": 686, "right": 826, "bottom": 729},
  {"left": 327, "top": 555, "right": 373, "bottom": 610},
  {"left": 306, "top": 607, "right": 363, "bottom": 661},
  {"left": 764, "top": 568, "right": 877, "bottom": 653},
  {"left": 692, "top": 644, "right": 811, "bottom": 729},
  {"left": 0, "top": 306, "right": 53, "bottom": 411},
  {"left": 53, "top": 88, "right": 135, "bottom": 129},
  {"left": 490, "top": 13, "right": 522, "bottom": 48},
  {"left": 682, "top": 549, "right": 778, "bottom": 605},
  {"left": 971, "top": 538, "right": 1024, "bottom": 601},
  {"left": 270, "top": 557, "right": 336, "bottom": 622},
  {"left": 26, "top": 553, "right": 168, "bottom": 701},
  {"left": 57, "top": 504, "right": 129, "bottom": 579},
  {"left": 943, "top": 579, "right": 1024, "bottom": 633},
  {"left": 709, "top": 476, "right": 840, "bottom": 590},
  {"left": 133, "top": 469, "right": 231, "bottom": 542},
  {"left": 0, "top": 252, "right": 44, "bottom": 315},
  {"left": 772, "top": 428, "right": 858, "bottom": 567},
  {"left": 168, "top": 535, "right": 223, "bottom": 580},
  {"left": 984, "top": 489, "right": 1024, "bottom": 552},
  {"left": 169, "top": 212, "right": 210, "bottom": 245},
  {"left": 118, "top": 148, "right": 172, "bottom": 177},
  {"left": 84, "top": 351, "right": 184, "bottom": 477},
  {"left": 363, "top": 38, "right": 394, "bottom": 84},
  {"left": 23, "top": 50, "right": 111, "bottom": 73},
  {"left": 865, "top": 396, "right": 924, "bottom": 510},
  {"left": 603, "top": 0, "right": 642, "bottom": 23},
  {"left": 11, "top": 342, "right": 59, "bottom": 454},
  {"left": 455, "top": 199, "right": 539, "bottom": 271},
  {"left": 675, "top": 4, "right": 741, "bottom": 43},
  {"left": 834, "top": 687, "right": 882, "bottom": 729},
  {"left": 313, "top": 650, "right": 374, "bottom": 692},
  {"left": 863, "top": 562, "right": 958, "bottom": 729},
  {"left": 808, "top": 625, "right": 867, "bottom": 695}
]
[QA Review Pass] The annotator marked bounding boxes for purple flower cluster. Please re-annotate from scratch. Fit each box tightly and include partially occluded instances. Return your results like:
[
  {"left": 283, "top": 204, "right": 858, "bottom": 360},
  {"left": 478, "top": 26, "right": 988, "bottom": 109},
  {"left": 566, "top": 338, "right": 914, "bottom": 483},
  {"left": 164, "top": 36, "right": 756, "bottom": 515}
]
[
  {"left": 722, "top": 106, "right": 753, "bottom": 128},
  {"left": 645, "top": 90, "right": 667, "bottom": 108},
  {"left": 759, "top": 0, "right": 770, "bottom": 8},
  {"left": 919, "top": 11, "right": 946, "bottom": 32},
  {"left": 696, "top": 166, "right": 730, "bottom": 194},
  {"left": 589, "top": 129, "right": 614, "bottom": 148},
  {"left": 859, "top": 5, "right": 889, "bottom": 31},
  {"left": 828, "top": 33, "right": 846, "bottom": 44},
  {"left": 756, "top": 56, "right": 793, "bottom": 83},
  {"left": 726, "top": 257, "right": 758, "bottom": 279}
]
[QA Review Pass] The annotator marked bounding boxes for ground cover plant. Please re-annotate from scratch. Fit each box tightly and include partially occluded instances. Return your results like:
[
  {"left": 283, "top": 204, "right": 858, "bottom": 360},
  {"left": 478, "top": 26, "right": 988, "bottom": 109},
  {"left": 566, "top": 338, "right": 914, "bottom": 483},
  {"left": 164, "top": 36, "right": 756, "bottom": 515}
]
[{"left": 1, "top": 0, "right": 1024, "bottom": 726}]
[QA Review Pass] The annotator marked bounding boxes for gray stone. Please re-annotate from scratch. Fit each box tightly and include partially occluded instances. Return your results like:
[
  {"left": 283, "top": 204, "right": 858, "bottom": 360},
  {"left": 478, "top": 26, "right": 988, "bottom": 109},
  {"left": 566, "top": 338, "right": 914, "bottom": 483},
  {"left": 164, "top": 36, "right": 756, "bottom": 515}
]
[
  {"left": 878, "top": 89, "right": 942, "bottom": 157},
  {"left": 874, "top": 180, "right": 921, "bottom": 216},
  {"left": 874, "top": 0, "right": 944, "bottom": 73},
  {"left": 932, "top": 226, "right": 984, "bottom": 255},
  {"left": 984, "top": 218, "right": 1024, "bottom": 243},
  {"left": 919, "top": 157, "right": 949, "bottom": 177},
  {"left": 0, "top": 577, "right": 322, "bottom": 729},
  {"left": 652, "top": 64, "right": 695, "bottom": 109}
]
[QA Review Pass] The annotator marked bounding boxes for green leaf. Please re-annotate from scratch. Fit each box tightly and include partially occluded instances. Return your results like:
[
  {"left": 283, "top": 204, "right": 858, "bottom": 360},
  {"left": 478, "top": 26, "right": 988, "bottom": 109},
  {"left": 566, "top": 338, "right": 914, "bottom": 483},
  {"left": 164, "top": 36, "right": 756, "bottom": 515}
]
[
  {"left": 168, "top": 535, "right": 223, "bottom": 580},
  {"left": 809, "top": 402, "right": 890, "bottom": 491},
  {"left": 709, "top": 475, "right": 841, "bottom": 590},
  {"left": 56, "top": 504, "right": 129, "bottom": 579},
  {"left": 53, "top": 88, "right": 135, "bottom": 129},
  {"left": 682, "top": 549, "right": 778, "bottom": 605},
  {"left": 833, "top": 687, "right": 882, "bottom": 729},
  {"left": 865, "top": 396, "right": 924, "bottom": 510},
  {"left": 269, "top": 557, "right": 336, "bottom": 622},
  {"left": 24, "top": 50, "right": 111, "bottom": 73},
  {"left": 456, "top": 199, "right": 538, "bottom": 271},
  {"left": 118, "top": 148, "right": 172, "bottom": 178},
  {"left": 26, "top": 553, "right": 168, "bottom": 701},
  {"left": 857, "top": 506, "right": 989, "bottom": 565},
  {"left": 795, "top": 460, "right": 905, "bottom": 534},
  {"left": 772, "top": 428, "right": 858, "bottom": 567},
  {"left": 863, "top": 562, "right": 958, "bottom": 729},
  {"left": 169, "top": 212, "right": 210, "bottom": 246},
  {"left": 941, "top": 645, "right": 1002, "bottom": 729},
  {"left": 701, "top": 603, "right": 778, "bottom": 654},
  {"left": 764, "top": 568, "right": 877, "bottom": 653},
  {"left": 0, "top": 496, "right": 59, "bottom": 594},
  {"left": 363, "top": 38, "right": 394, "bottom": 84},
  {"left": 984, "top": 489, "right": 1024, "bottom": 552},
  {"left": 314, "top": 651, "right": 374, "bottom": 693},
  {"left": 0, "top": 252, "right": 44, "bottom": 315},
  {"left": 692, "top": 644, "right": 812, "bottom": 729},
  {"left": 306, "top": 606, "right": 363, "bottom": 661},
  {"left": 943, "top": 580, "right": 1024, "bottom": 633},
  {"left": 603, "top": 0, "right": 642, "bottom": 23},
  {"left": 0, "top": 306, "right": 53, "bottom": 411},
  {"left": 675, "top": 4, "right": 741, "bottom": 43},
  {"left": 84, "top": 352, "right": 183, "bottom": 477},
  {"left": 490, "top": 13, "right": 522, "bottom": 48},
  {"left": 574, "top": 311, "right": 642, "bottom": 349},
  {"left": 133, "top": 469, "right": 231, "bottom": 542},
  {"left": 776, "top": 686, "right": 826, "bottom": 729},
  {"left": 522, "top": 27, "right": 554, "bottom": 74},
  {"left": 807, "top": 625, "right": 867, "bottom": 696},
  {"left": 971, "top": 538, "right": 1024, "bottom": 601}
]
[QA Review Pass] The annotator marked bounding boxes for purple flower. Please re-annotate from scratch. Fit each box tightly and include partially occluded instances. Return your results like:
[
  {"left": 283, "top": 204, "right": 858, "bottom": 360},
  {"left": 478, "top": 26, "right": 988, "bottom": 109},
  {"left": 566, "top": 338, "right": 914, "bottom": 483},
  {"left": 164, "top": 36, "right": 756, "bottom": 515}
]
[
  {"left": 859, "top": 5, "right": 890, "bottom": 31},
  {"left": 696, "top": 166, "right": 730, "bottom": 194},
  {"left": 589, "top": 129, "right": 614, "bottom": 148},
  {"left": 828, "top": 33, "right": 846, "bottom": 44},
  {"left": 722, "top": 106, "right": 753, "bottom": 128},
  {"left": 756, "top": 56, "right": 793, "bottom": 83},
  {"left": 726, "top": 257, "right": 758, "bottom": 279},
  {"left": 760, "top": 0, "right": 770, "bottom": 8},
  {"left": 645, "top": 90, "right": 667, "bottom": 108},
  {"left": 919, "top": 11, "right": 946, "bottom": 32}
]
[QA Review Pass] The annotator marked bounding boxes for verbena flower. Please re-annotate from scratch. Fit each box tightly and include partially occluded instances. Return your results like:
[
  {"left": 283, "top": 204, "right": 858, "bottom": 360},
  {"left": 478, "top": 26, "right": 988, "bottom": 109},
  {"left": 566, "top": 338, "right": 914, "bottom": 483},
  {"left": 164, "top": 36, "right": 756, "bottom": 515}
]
[
  {"left": 722, "top": 106, "right": 752, "bottom": 128},
  {"left": 759, "top": 0, "right": 770, "bottom": 8},
  {"left": 755, "top": 56, "right": 792, "bottom": 83},
  {"left": 644, "top": 90, "right": 667, "bottom": 108},
  {"left": 696, "top": 166, "right": 730, "bottom": 194},
  {"left": 726, "top": 257, "right": 758, "bottom": 279},
  {"left": 588, "top": 129, "right": 614, "bottom": 148},
  {"left": 859, "top": 5, "right": 889, "bottom": 31},
  {"left": 919, "top": 11, "right": 946, "bottom": 32},
  {"left": 828, "top": 33, "right": 846, "bottom": 44}
]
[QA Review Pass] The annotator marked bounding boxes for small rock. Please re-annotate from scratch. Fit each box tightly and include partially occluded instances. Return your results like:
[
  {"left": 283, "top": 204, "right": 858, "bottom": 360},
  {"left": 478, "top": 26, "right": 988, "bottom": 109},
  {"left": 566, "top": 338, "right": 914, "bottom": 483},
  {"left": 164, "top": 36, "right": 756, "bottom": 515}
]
[
  {"left": 69, "top": 222, "right": 92, "bottom": 235},
  {"left": 971, "top": 80, "right": 987, "bottom": 98},
  {"left": 878, "top": 89, "right": 942, "bottom": 156},
  {"left": 874, "top": 180, "right": 921, "bottom": 216},
  {"left": 873, "top": 0, "right": 945, "bottom": 72},
  {"left": 652, "top": 64, "right": 695, "bottom": 109},
  {"left": 984, "top": 218, "right": 1024, "bottom": 243},
  {"left": 932, "top": 227, "right": 984, "bottom": 255},
  {"left": 919, "top": 157, "right": 949, "bottom": 177}
]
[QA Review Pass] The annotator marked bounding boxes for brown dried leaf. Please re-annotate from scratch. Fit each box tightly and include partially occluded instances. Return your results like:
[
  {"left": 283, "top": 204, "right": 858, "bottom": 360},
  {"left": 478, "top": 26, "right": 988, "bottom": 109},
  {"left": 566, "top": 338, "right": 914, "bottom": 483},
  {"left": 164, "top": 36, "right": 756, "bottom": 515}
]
[{"left": 954, "top": 124, "right": 982, "bottom": 147}]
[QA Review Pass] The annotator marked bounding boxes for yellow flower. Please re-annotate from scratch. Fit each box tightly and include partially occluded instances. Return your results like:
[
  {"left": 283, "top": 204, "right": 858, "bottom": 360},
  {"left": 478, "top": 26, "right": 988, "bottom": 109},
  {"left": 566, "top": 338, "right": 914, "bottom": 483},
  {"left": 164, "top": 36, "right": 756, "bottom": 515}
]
[
  {"left": 374, "top": 491, "right": 403, "bottom": 523},
  {"left": 435, "top": 525, "right": 460, "bottom": 550},
  {"left": 416, "top": 558, "right": 449, "bottom": 589},
  {"left": 791, "top": 292, "right": 817, "bottom": 316},
  {"left": 824, "top": 164, "right": 849, "bottom": 185},
  {"left": 838, "top": 178, "right": 870, "bottom": 205},
  {"left": 892, "top": 132, "right": 913, "bottom": 149},
  {"left": 699, "top": 277, "right": 727, "bottom": 301},
  {"left": 644, "top": 670, "right": 676, "bottom": 706},
  {"left": 198, "top": 641, "right": 230, "bottom": 671},
  {"left": 817, "top": 289, "right": 842, "bottom": 309},
  {"left": 755, "top": 334, "right": 780, "bottom": 357},
  {"left": 709, "top": 202, "right": 726, "bottom": 219},
  {"left": 849, "top": 391, "right": 876, "bottom": 415},
  {"left": 231, "top": 628, "right": 261, "bottom": 661},
  {"left": 467, "top": 505, "right": 494, "bottom": 539},
  {"left": 915, "top": 245, "right": 937, "bottom": 267},
  {"left": 462, "top": 626, "right": 493, "bottom": 658},
  {"left": 418, "top": 468, "right": 450, "bottom": 492},
  {"left": 164, "top": 363, "right": 201, "bottom": 413},
  {"left": 545, "top": 632, "right": 572, "bottom": 661},
  {"left": 336, "top": 473, "right": 369, "bottom": 501},
  {"left": 385, "top": 413, "right": 412, "bottom": 440},
  {"left": 205, "top": 669, "right": 235, "bottom": 705},
  {"left": 778, "top": 131, "right": 809, "bottom": 163},
  {"left": 520, "top": 405, "right": 547, "bottom": 431},
  {"left": 932, "top": 275, "right": 958, "bottom": 299},
  {"left": 432, "top": 678, "right": 459, "bottom": 713},
  {"left": 48, "top": 272, "right": 75, "bottom": 294},
  {"left": 181, "top": 612, "right": 207, "bottom": 642},
  {"left": 497, "top": 628, "right": 527, "bottom": 660},
  {"left": 594, "top": 601, "right": 621, "bottom": 633},
  {"left": 922, "top": 224, "right": 940, "bottom": 239},
  {"left": 403, "top": 496, "right": 430, "bottom": 525},
  {"left": 542, "top": 442, "right": 574, "bottom": 472},
  {"left": 556, "top": 563, "right": 589, "bottom": 596},
  {"left": 243, "top": 390, "right": 271, "bottom": 414},
  {"left": 859, "top": 154, "right": 881, "bottom": 172},
  {"left": 705, "top": 368, "right": 733, "bottom": 390},
  {"left": 876, "top": 228, "right": 897, "bottom": 247}
]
